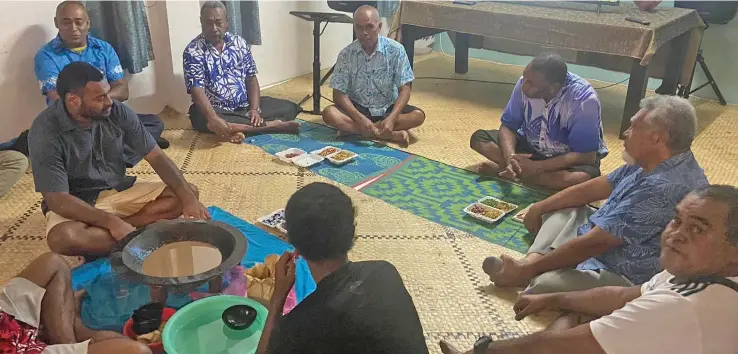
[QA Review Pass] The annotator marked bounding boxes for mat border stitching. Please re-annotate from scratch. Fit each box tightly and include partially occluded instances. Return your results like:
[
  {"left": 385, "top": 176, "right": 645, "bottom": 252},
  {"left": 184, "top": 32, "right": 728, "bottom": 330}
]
[{"left": 1, "top": 200, "right": 42, "bottom": 242}]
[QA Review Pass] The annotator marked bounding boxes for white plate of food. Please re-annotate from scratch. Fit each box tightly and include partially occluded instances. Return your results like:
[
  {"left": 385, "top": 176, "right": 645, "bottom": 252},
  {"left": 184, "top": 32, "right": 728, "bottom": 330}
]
[
  {"left": 513, "top": 204, "right": 533, "bottom": 223},
  {"left": 327, "top": 150, "right": 358, "bottom": 165},
  {"left": 292, "top": 153, "right": 324, "bottom": 168},
  {"left": 275, "top": 148, "right": 306, "bottom": 163},
  {"left": 477, "top": 196, "right": 518, "bottom": 215},
  {"left": 463, "top": 203, "right": 505, "bottom": 224},
  {"left": 311, "top": 146, "right": 341, "bottom": 158},
  {"left": 257, "top": 208, "right": 285, "bottom": 229}
]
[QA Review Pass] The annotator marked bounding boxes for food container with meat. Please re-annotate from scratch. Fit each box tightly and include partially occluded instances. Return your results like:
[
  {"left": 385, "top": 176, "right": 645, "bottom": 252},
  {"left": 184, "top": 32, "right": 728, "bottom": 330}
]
[{"left": 275, "top": 148, "right": 306, "bottom": 163}]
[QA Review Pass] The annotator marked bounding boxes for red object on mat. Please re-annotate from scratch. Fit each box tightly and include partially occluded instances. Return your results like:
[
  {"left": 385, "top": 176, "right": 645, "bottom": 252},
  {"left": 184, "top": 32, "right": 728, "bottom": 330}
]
[{"left": 123, "top": 307, "right": 176, "bottom": 354}]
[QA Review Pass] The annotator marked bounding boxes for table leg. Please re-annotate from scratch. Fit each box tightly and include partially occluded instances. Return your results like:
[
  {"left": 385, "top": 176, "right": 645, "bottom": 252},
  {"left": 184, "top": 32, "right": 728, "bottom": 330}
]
[
  {"left": 312, "top": 20, "right": 322, "bottom": 114},
  {"left": 657, "top": 32, "right": 689, "bottom": 95},
  {"left": 620, "top": 59, "right": 650, "bottom": 139},
  {"left": 455, "top": 32, "right": 470, "bottom": 74},
  {"left": 401, "top": 25, "right": 417, "bottom": 69}
]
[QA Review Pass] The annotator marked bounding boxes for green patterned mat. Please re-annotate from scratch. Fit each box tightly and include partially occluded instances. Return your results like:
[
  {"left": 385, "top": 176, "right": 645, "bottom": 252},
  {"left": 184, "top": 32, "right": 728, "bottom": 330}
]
[{"left": 361, "top": 155, "right": 549, "bottom": 252}]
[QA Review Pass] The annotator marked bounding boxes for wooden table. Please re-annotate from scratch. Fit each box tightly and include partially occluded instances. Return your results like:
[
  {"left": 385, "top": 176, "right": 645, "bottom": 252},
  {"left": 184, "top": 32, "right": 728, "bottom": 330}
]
[{"left": 397, "top": 1, "right": 705, "bottom": 138}]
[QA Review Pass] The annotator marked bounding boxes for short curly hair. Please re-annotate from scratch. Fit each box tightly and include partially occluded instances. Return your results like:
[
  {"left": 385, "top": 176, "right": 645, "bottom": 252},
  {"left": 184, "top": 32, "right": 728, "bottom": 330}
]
[{"left": 285, "top": 183, "right": 356, "bottom": 261}]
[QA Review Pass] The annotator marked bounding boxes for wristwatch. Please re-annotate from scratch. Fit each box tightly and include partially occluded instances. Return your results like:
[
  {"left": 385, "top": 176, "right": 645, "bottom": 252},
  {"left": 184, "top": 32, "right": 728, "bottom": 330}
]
[
  {"left": 474, "top": 335, "right": 493, "bottom": 354},
  {"left": 247, "top": 107, "right": 262, "bottom": 116}
]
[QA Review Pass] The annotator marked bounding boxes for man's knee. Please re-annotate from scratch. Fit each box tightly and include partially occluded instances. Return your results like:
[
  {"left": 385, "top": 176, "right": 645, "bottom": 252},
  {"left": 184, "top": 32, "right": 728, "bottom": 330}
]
[
  {"left": 34, "top": 252, "right": 71, "bottom": 275},
  {"left": 411, "top": 108, "right": 426, "bottom": 125},
  {"left": 470, "top": 129, "right": 495, "bottom": 150},
  {"left": 321, "top": 105, "right": 340, "bottom": 122},
  {"left": 47, "top": 223, "right": 88, "bottom": 255}
]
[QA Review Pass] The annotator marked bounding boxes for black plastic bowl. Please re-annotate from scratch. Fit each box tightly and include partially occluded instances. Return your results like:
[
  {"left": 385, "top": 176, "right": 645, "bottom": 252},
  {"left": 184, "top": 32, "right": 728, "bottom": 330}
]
[
  {"left": 110, "top": 219, "right": 247, "bottom": 292},
  {"left": 222, "top": 304, "right": 258, "bottom": 330}
]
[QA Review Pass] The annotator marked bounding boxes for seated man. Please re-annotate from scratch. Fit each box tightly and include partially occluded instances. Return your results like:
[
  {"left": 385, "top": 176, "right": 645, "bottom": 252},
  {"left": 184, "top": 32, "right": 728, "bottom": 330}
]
[
  {"left": 470, "top": 53, "right": 607, "bottom": 190},
  {"left": 1, "top": 253, "right": 152, "bottom": 353},
  {"left": 483, "top": 95, "right": 708, "bottom": 294},
  {"left": 256, "top": 182, "right": 429, "bottom": 354},
  {"left": 29, "top": 62, "right": 209, "bottom": 258},
  {"left": 322, "top": 5, "right": 425, "bottom": 147},
  {"left": 0, "top": 149, "right": 28, "bottom": 197},
  {"left": 184, "top": 1, "right": 301, "bottom": 143},
  {"left": 442, "top": 185, "right": 738, "bottom": 354},
  {"left": 34, "top": 0, "right": 169, "bottom": 168}
]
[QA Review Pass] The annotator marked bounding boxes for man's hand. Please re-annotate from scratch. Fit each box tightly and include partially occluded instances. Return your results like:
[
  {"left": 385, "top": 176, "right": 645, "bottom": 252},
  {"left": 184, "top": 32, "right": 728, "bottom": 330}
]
[
  {"left": 273, "top": 251, "right": 297, "bottom": 302},
  {"left": 513, "top": 293, "right": 558, "bottom": 321},
  {"left": 206, "top": 117, "right": 232, "bottom": 138},
  {"left": 249, "top": 109, "right": 264, "bottom": 127},
  {"left": 523, "top": 203, "right": 545, "bottom": 234},
  {"left": 108, "top": 217, "right": 136, "bottom": 241},
  {"left": 511, "top": 154, "right": 543, "bottom": 177},
  {"left": 378, "top": 116, "right": 397, "bottom": 136},
  {"left": 183, "top": 199, "right": 211, "bottom": 220},
  {"left": 358, "top": 116, "right": 379, "bottom": 138}
]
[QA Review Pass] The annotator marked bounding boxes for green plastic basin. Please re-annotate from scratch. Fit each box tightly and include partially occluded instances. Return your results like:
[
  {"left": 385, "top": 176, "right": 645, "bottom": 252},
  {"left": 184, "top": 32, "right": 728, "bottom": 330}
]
[{"left": 162, "top": 296, "right": 268, "bottom": 354}]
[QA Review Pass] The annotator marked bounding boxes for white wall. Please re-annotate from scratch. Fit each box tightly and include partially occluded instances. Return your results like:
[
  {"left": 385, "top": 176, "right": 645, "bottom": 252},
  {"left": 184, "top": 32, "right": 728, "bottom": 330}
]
[{"left": 0, "top": 0, "right": 353, "bottom": 141}]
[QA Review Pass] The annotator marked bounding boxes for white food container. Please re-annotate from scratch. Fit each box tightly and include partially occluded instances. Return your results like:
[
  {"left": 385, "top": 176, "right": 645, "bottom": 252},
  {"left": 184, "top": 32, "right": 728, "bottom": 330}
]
[
  {"left": 476, "top": 196, "right": 518, "bottom": 215},
  {"left": 293, "top": 153, "right": 324, "bottom": 168},
  {"left": 463, "top": 202, "right": 505, "bottom": 224},
  {"left": 310, "top": 146, "right": 341, "bottom": 158},
  {"left": 275, "top": 148, "right": 306, "bottom": 163},
  {"left": 327, "top": 150, "right": 358, "bottom": 165},
  {"left": 513, "top": 204, "right": 532, "bottom": 223}
]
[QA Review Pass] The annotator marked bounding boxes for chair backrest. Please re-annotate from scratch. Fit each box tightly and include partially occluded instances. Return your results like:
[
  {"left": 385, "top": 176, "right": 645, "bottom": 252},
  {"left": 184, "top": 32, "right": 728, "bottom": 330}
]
[
  {"left": 327, "top": 1, "right": 378, "bottom": 14},
  {"left": 675, "top": 1, "right": 738, "bottom": 25}
]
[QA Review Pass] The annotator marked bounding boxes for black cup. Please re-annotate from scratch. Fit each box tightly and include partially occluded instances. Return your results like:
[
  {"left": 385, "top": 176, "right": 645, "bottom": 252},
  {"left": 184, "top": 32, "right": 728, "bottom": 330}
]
[{"left": 222, "top": 304, "right": 257, "bottom": 330}]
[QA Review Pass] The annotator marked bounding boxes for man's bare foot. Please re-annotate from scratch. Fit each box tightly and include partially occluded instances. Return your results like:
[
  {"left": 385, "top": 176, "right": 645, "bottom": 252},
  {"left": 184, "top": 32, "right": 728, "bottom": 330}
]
[
  {"left": 478, "top": 161, "right": 502, "bottom": 176},
  {"left": 267, "top": 120, "right": 300, "bottom": 134},
  {"left": 407, "top": 129, "right": 419, "bottom": 144},
  {"left": 229, "top": 132, "right": 246, "bottom": 143},
  {"left": 393, "top": 130, "right": 411, "bottom": 147},
  {"left": 439, "top": 340, "right": 468, "bottom": 354},
  {"left": 489, "top": 254, "right": 534, "bottom": 288},
  {"left": 482, "top": 256, "right": 503, "bottom": 276}
]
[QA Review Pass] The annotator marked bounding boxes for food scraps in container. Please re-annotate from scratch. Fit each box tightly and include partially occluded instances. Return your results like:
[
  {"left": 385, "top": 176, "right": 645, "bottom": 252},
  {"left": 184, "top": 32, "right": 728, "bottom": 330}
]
[
  {"left": 478, "top": 196, "right": 518, "bottom": 213},
  {"left": 332, "top": 151, "right": 354, "bottom": 161},
  {"left": 470, "top": 204, "right": 503, "bottom": 219},
  {"left": 317, "top": 147, "right": 339, "bottom": 157}
]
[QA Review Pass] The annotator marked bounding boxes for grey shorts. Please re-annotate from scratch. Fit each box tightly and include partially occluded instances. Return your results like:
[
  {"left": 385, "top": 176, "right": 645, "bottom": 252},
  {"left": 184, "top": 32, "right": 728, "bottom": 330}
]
[
  {"left": 470, "top": 129, "right": 602, "bottom": 178},
  {"left": 524, "top": 207, "right": 633, "bottom": 294},
  {"left": 0, "top": 278, "right": 90, "bottom": 353}
]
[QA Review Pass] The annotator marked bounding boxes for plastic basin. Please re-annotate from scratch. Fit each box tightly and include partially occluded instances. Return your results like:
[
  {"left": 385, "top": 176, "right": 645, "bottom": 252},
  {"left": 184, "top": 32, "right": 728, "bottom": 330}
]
[{"left": 162, "top": 296, "right": 268, "bottom": 354}]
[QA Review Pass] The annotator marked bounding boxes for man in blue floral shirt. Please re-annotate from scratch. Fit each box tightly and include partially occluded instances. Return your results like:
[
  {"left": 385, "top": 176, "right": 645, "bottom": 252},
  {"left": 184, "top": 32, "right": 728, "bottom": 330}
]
[
  {"left": 483, "top": 95, "right": 709, "bottom": 294},
  {"left": 184, "top": 1, "right": 301, "bottom": 143},
  {"left": 322, "top": 5, "right": 425, "bottom": 147}
]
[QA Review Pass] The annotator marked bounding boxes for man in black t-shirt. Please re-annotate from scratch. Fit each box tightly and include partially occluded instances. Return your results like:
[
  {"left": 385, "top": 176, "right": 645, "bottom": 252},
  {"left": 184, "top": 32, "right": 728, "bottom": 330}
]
[{"left": 256, "top": 182, "right": 429, "bottom": 354}]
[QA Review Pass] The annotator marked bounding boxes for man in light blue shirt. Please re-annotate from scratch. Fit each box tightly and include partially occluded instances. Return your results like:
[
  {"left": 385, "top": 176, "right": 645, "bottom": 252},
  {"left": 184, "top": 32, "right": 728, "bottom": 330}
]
[
  {"left": 483, "top": 95, "right": 709, "bottom": 295},
  {"left": 32, "top": 1, "right": 167, "bottom": 167},
  {"left": 322, "top": 5, "right": 425, "bottom": 147},
  {"left": 471, "top": 53, "right": 607, "bottom": 190}
]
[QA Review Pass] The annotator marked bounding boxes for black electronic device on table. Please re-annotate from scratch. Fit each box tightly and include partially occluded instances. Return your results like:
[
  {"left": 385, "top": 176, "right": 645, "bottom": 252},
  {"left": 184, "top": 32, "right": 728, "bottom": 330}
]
[{"left": 625, "top": 16, "right": 651, "bottom": 25}]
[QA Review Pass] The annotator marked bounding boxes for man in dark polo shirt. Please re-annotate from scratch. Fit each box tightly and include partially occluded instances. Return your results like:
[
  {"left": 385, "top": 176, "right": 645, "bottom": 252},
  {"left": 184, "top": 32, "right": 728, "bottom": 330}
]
[
  {"left": 28, "top": 62, "right": 209, "bottom": 258},
  {"left": 256, "top": 183, "right": 429, "bottom": 354}
]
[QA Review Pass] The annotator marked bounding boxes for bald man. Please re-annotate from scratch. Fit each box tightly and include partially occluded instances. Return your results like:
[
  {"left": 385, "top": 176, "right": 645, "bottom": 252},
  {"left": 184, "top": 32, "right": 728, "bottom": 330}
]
[
  {"left": 33, "top": 1, "right": 168, "bottom": 167},
  {"left": 322, "top": 5, "right": 425, "bottom": 147}
]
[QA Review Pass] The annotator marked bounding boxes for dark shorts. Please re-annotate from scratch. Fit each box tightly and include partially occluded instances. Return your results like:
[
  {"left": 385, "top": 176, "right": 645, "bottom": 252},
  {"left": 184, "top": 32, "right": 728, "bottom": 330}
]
[
  {"left": 470, "top": 129, "right": 602, "bottom": 178},
  {"left": 338, "top": 101, "right": 422, "bottom": 123},
  {"left": 188, "top": 96, "right": 301, "bottom": 133}
]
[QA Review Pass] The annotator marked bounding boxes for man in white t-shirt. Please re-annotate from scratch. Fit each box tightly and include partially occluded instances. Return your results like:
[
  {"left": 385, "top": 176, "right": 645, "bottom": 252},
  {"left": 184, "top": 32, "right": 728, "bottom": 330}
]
[{"left": 440, "top": 184, "right": 738, "bottom": 354}]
